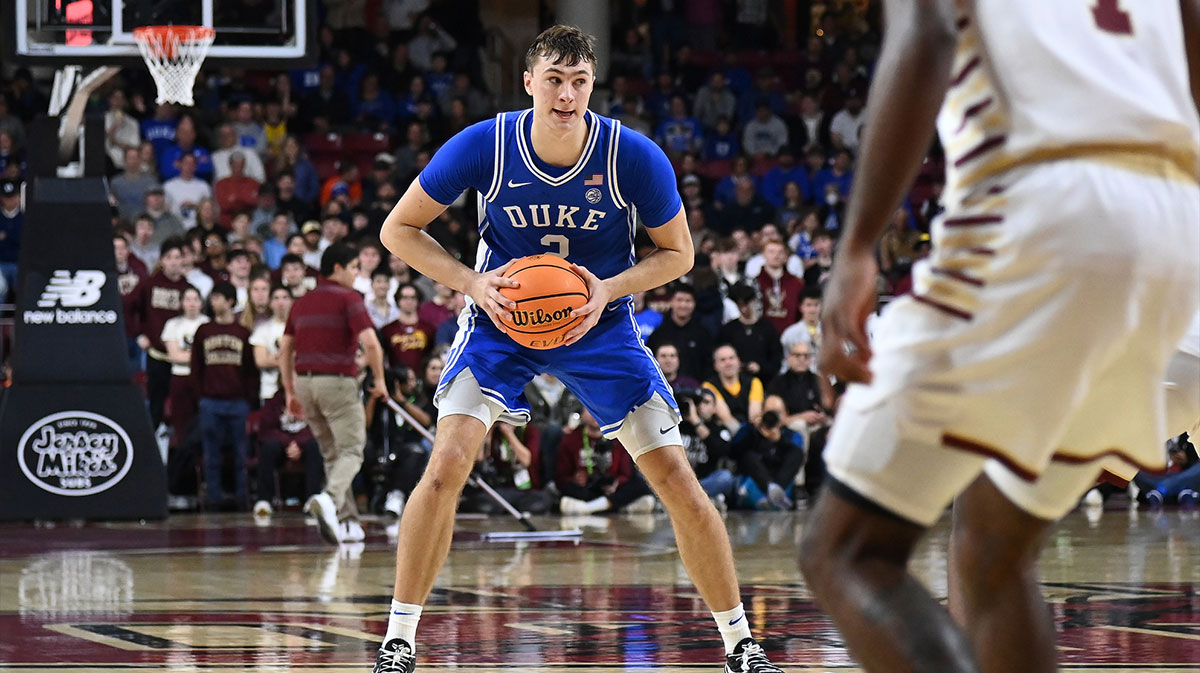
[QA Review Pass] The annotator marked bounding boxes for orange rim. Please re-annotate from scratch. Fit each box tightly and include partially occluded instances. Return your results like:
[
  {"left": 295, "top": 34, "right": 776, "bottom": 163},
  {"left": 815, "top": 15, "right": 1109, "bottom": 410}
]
[{"left": 133, "top": 25, "right": 215, "bottom": 59}]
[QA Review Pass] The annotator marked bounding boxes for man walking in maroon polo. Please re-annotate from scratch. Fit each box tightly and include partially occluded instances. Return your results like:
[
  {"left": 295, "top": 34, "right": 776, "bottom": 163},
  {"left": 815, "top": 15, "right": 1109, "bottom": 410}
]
[{"left": 279, "top": 242, "right": 387, "bottom": 544}]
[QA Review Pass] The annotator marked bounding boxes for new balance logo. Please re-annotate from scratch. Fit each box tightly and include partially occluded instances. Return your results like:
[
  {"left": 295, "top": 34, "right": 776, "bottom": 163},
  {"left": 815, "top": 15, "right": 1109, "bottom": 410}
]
[
  {"left": 507, "top": 180, "right": 532, "bottom": 188},
  {"left": 38, "top": 270, "right": 106, "bottom": 308}
]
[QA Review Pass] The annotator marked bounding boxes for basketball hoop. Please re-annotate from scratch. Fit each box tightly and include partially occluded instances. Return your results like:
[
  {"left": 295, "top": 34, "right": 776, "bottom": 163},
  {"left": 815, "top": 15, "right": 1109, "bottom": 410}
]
[{"left": 133, "top": 26, "right": 215, "bottom": 106}]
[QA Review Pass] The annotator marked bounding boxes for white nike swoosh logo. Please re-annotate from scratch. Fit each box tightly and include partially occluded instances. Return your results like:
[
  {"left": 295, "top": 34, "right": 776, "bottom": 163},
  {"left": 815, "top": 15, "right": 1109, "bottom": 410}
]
[{"left": 507, "top": 180, "right": 532, "bottom": 188}]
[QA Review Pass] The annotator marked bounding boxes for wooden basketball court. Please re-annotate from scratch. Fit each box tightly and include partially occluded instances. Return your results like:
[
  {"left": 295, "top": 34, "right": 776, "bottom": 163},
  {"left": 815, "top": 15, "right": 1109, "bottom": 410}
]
[{"left": 1, "top": 506, "right": 1197, "bottom": 671}]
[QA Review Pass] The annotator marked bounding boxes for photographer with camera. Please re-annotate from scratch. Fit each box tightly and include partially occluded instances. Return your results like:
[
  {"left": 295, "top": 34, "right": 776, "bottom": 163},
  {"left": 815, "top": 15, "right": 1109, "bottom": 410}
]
[
  {"left": 1132, "top": 434, "right": 1199, "bottom": 507},
  {"left": 364, "top": 365, "right": 433, "bottom": 519},
  {"left": 731, "top": 410, "right": 804, "bottom": 511},
  {"left": 555, "top": 410, "right": 657, "bottom": 515},
  {"left": 765, "top": 341, "right": 836, "bottom": 496},
  {"left": 523, "top": 373, "right": 585, "bottom": 489},
  {"left": 679, "top": 388, "right": 738, "bottom": 510},
  {"left": 466, "top": 423, "right": 555, "bottom": 516}
]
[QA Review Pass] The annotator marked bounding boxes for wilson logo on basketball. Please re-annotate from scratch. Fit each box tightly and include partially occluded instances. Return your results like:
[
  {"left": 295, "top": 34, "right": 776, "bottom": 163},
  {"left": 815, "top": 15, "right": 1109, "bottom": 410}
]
[
  {"left": 498, "top": 255, "right": 589, "bottom": 350},
  {"left": 17, "top": 411, "right": 134, "bottom": 497},
  {"left": 510, "top": 306, "right": 573, "bottom": 327}
]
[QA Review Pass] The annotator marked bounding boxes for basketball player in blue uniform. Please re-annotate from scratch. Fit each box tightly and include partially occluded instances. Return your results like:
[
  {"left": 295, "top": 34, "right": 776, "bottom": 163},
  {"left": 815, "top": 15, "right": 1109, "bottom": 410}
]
[{"left": 373, "top": 26, "right": 785, "bottom": 673}]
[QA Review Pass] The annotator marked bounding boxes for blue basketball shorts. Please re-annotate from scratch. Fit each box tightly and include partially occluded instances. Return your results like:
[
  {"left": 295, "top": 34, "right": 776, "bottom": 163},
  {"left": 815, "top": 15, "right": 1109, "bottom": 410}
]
[{"left": 436, "top": 301, "right": 679, "bottom": 438}]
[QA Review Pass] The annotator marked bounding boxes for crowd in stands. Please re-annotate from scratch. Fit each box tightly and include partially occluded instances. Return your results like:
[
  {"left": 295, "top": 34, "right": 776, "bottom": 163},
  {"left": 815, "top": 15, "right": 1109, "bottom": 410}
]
[{"left": 1, "top": 1, "right": 1192, "bottom": 516}]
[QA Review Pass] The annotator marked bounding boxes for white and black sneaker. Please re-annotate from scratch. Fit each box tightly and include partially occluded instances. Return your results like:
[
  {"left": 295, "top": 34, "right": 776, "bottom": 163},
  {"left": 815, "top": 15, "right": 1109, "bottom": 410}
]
[
  {"left": 384, "top": 490, "right": 406, "bottom": 518},
  {"left": 341, "top": 519, "right": 365, "bottom": 543},
  {"left": 372, "top": 638, "right": 416, "bottom": 673},
  {"left": 304, "top": 492, "right": 342, "bottom": 545},
  {"left": 725, "top": 637, "right": 784, "bottom": 673}
]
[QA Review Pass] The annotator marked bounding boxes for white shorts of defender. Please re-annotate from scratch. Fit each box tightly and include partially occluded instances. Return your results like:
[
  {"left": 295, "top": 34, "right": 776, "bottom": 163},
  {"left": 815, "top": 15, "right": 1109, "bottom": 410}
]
[{"left": 824, "top": 160, "right": 1200, "bottom": 526}]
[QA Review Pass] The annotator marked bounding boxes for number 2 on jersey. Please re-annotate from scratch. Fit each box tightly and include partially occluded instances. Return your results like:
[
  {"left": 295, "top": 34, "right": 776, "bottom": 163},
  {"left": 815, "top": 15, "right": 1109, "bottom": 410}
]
[
  {"left": 1092, "top": 0, "right": 1132, "bottom": 35},
  {"left": 541, "top": 234, "right": 569, "bottom": 258}
]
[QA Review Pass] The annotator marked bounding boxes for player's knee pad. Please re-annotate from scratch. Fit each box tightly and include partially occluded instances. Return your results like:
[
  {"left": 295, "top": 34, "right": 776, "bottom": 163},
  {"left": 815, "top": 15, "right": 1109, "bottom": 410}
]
[
  {"left": 435, "top": 367, "right": 505, "bottom": 430},
  {"left": 613, "top": 393, "right": 682, "bottom": 460}
]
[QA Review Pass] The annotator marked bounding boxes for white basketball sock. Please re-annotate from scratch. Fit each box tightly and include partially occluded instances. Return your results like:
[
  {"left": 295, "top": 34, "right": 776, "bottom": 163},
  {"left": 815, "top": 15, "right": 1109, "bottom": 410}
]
[
  {"left": 384, "top": 600, "right": 422, "bottom": 650},
  {"left": 585, "top": 497, "right": 610, "bottom": 513},
  {"left": 712, "top": 602, "right": 752, "bottom": 653}
]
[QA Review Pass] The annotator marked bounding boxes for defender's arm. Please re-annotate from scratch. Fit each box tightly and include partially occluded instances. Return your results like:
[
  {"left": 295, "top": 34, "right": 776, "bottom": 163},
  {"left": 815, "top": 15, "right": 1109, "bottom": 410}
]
[
  {"left": 818, "top": 0, "right": 957, "bottom": 383},
  {"left": 1182, "top": 0, "right": 1200, "bottom": 115}
]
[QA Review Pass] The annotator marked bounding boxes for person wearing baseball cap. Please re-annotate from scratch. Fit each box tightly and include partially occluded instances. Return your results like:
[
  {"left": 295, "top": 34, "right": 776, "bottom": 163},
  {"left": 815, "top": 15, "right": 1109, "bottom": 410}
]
[
  {"left": 301, "top": 220, "right": 323, "bottom": 269},
  {"left": 330, "top": 182, "right": 351, "bottom": 202},
  {"left": 320, "top": 162, "right": 362, "bottom": 207},
  {"left": 363, "top": 153, "right": 397, "bottom": 204}
]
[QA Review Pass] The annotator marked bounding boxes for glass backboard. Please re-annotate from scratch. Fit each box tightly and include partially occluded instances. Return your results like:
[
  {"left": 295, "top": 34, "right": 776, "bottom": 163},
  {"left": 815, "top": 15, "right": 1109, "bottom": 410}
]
[{"left": 6, "top": 0, "right": 316, "bottom": 67}]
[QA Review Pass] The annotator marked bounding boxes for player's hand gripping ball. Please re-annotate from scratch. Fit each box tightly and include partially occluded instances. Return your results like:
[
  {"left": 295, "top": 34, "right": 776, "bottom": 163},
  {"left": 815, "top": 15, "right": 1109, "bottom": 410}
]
[{"left": 497, "top": 255, "right": 590, "bottom": 349}]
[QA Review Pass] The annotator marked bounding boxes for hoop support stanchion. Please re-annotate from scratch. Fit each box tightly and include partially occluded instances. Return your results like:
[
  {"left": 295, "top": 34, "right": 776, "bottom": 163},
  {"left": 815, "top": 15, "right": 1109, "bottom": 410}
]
[{"left": 55, "top": 66, "right": 120, "bottom": 163}]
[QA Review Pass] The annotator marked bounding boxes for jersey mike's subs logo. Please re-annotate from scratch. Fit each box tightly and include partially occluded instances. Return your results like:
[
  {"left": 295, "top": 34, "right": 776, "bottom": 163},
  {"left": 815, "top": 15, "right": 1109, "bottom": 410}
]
[
  {"left": 22, "top": 270, "right": 118, "bottom": 325},
  {"left": 18, "top": 411, "right": 134, "bottom": 496}
]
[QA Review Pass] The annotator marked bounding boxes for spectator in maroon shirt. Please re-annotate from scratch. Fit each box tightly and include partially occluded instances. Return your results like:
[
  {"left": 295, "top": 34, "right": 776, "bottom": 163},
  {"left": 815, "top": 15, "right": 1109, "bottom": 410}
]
[
  {"left": 755, "top": 239, "right": 804, "bottom": 335},
  {"left": 417, "top": 281, "right": 457, "bottom": 330},
  {"left": 114, "top": 231, "right": 148, "bottom": 370},
  {"left": 214, "top": 152, "right": 260, "bottom": 230},
  {"left": 114, "top": 231, "right": 149, "bottom": 297},
  {"left": 279, "top": 242, "right": 386, "bottom": 544},
  {"left": 381, "top": 282, "right": 436, "bottom": 371},
  {"left": 190, "top": 282, "right": 259, "bottom": 509},
  {"left": 254, "top": 388, "right": 323, "bottom": 517},
  {"left": 204, "top": 229, "right": 236, "bottom": 280},
  {"left": 129, "top": 237, "right": 194, "bottom": 430}
]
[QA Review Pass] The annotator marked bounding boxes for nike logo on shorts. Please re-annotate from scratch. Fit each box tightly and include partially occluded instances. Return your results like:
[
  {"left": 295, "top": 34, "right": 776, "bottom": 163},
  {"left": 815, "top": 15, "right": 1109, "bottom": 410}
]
[
  {"left": 659, "top": 425, "right": 675, "bottom": 435},
  {"left": 507, "top": 180, "right": 532, "bottom": 188}
]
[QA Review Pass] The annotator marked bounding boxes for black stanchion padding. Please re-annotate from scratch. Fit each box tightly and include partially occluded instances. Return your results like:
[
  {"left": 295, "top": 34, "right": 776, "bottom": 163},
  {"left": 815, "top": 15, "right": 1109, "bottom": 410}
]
[
  {"left": 0, "top": 385, "right": 166, "bottom": 521},
  {"left": 0, "top": 154, "right": 165, "bottom": 521}
]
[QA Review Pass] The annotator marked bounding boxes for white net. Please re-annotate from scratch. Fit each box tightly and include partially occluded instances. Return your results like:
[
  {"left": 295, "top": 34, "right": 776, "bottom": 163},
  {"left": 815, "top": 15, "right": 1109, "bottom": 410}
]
[{"left": 133, "top": 26, "right": 215, "bottom": 107}]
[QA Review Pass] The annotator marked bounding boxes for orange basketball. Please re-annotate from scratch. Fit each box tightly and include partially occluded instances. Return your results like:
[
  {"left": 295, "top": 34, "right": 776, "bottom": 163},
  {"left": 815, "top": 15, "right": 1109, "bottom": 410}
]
[{"left": 497, "top": 255, "right": 590, "bottom": 350}]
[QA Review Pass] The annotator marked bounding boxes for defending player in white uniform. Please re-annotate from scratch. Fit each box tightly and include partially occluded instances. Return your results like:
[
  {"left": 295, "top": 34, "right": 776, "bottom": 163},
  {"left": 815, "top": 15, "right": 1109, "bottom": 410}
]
[{"left": 799, "top": 1, "right": 1200, "bottom": 672}]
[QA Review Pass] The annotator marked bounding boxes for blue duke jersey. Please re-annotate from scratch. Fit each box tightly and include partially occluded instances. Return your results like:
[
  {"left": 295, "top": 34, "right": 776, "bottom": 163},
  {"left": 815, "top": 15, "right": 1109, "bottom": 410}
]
[{"left": 418, "top": 109, "right": 683, "bottom": 437}]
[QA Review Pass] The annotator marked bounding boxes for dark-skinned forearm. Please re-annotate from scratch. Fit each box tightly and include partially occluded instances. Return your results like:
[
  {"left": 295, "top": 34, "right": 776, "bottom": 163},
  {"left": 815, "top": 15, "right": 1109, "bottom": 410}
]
[
  {"left": 839, "top": 0, "right": 957, "bottom": 257},
  {"left": 1182, "top": 0, "right": 1200, "bottom": 115}
]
